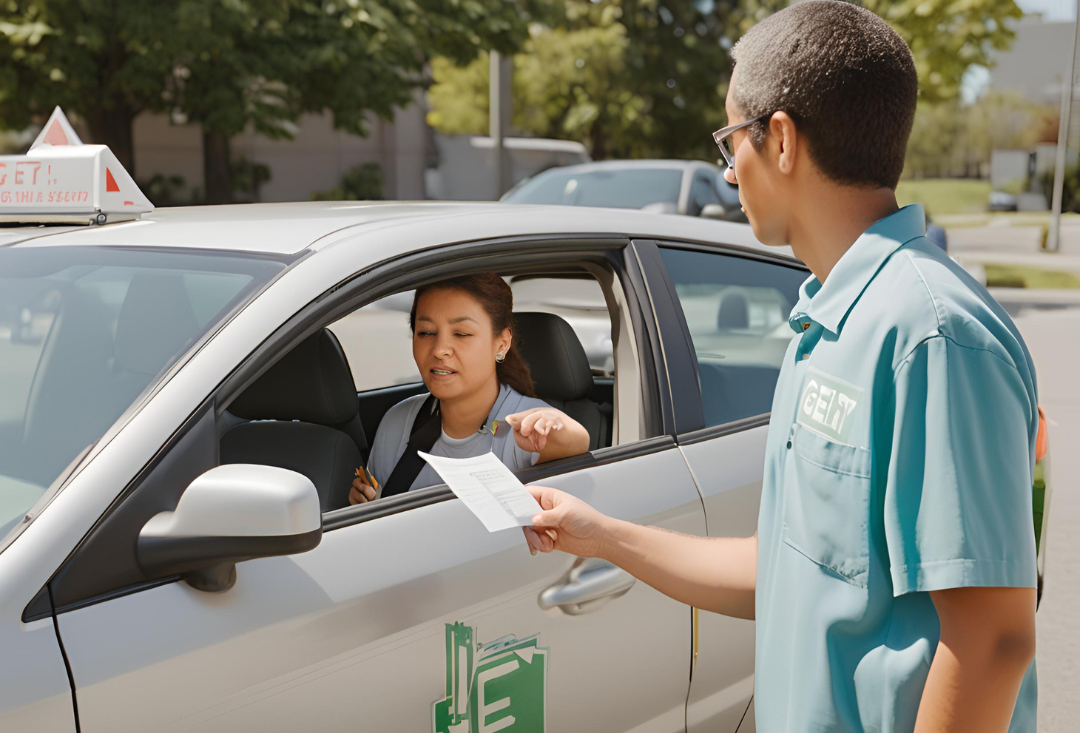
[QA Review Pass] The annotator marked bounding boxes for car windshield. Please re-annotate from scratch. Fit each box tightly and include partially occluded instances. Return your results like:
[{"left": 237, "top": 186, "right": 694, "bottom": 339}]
[
  {"left": 0, "top": 246, "right": 285, "bottom": 545},
  {"left": 502, "top": 167, "right": 683, "bottom": 210}
]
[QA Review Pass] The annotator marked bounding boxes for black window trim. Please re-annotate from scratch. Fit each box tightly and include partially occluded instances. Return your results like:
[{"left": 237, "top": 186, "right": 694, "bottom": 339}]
[
  {"left": 32, "top": 234, "right": 679, "bottom": 618},
  {"left": 630, "top": 240, "right": 706, "bottom": 435},
  {"left": 677, "top": 413, "right": 772, "bottom": 446}
]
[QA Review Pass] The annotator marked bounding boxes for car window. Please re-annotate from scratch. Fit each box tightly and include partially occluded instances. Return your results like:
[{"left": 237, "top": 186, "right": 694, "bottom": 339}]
[
  {"left": 659, "top": 247, "right": 807, "bottom": 427},
  {"left": 330, "top": 277, "right": 616, "bottom": 391},
  {"left": 687, "top": 172, "right": 722, "bottom": 217},
  {"left": 502, "top": 168, "right": 683, "bottom": 210},
  {"left": 329, "top": 291, "right": 416, "bottom": 392},
  {"left": 0, "top": 247, "right": 284, "bottom": 546}
]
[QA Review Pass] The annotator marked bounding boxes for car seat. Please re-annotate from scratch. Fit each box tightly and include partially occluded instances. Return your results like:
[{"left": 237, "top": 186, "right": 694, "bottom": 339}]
[{"left": 221, "top": 329, "right": 368, "bottom": 511}]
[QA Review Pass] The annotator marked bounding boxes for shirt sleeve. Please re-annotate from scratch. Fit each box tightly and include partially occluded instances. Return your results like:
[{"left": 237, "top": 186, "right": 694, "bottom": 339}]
[{"left": 885, "top": 335, "right": 1038, "bottom": 596}]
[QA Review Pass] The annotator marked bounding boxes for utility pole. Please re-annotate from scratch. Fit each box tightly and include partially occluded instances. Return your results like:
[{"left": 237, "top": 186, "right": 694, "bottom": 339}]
[
  {"left": 489, "top": 51, "right": 513, "bottom": 199},
  {"left": 1048, "top": 0, "right": 1080, "bottom": 252}
]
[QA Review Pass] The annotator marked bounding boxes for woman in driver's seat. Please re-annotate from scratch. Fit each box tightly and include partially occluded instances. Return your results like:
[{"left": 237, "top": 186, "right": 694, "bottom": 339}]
[{"left": 349, "top": 273, "right": 591, "bottom": 504}]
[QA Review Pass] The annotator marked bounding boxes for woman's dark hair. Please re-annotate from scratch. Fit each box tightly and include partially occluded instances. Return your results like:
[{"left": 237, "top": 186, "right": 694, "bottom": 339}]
[{"left": 409, "top": 273, "right": 537, "bottom": 398}]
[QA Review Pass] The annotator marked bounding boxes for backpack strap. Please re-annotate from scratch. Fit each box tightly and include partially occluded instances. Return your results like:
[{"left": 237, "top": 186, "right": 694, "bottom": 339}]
[{"left": 381, "top": 395, "right": 441, "bottom": 498}]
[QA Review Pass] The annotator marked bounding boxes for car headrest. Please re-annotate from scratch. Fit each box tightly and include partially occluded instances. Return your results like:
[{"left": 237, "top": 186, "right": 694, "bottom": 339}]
[
  {"left": 514, "top": 312, "right": 593, "bottom": 401},
  {"left": 114, "top": 273, "right": 199, "bottom": 376},
  {"left": 717, "top": 291, "right": 749, "bottom": 330},
  {"left": 230, "top": 329, "right": 358, "bottom": 426}
]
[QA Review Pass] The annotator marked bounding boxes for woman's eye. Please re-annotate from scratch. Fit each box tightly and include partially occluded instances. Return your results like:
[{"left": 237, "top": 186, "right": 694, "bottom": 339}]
[
  {"left": 455, "top": 333, "right": 472, "bottom": 338},
  {"left": 418, "top": 331, "right": 435, "bottom": 337}
]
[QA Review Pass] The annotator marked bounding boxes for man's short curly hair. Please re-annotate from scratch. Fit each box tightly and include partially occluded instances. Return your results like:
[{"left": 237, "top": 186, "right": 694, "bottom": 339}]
[{"left": 731, "top": 0, "right": 918, "bottom": 190}]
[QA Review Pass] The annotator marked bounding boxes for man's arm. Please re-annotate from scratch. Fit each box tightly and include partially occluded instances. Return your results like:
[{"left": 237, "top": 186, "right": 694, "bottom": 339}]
[
  {"left": 915, "top": 586, "right": 1036, "bottom": 733},
  {"left": 603, "top": 521, "right": 757, "bottom": 619},
  {"left": 524, "top": 485, "right": 757, "bottom": 619}
]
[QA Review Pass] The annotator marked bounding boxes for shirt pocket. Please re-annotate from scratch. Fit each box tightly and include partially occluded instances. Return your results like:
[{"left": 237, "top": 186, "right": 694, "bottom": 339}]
[{"left": 782, "top": 423, "right": 872, "bottom": 587}]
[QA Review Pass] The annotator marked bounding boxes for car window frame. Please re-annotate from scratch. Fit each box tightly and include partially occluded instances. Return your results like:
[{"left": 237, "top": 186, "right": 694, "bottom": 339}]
[
  {"left": 637, "top": 238, "right": 811, "bottom": 444},
  {"left": 31, "top": 235, "right": 675, "bottom": 619}
]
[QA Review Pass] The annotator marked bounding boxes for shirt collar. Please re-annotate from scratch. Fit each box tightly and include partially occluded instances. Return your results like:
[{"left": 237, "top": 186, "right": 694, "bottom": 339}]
[{"left": 788, "top": 204, "right": 926, "bottom": 336}]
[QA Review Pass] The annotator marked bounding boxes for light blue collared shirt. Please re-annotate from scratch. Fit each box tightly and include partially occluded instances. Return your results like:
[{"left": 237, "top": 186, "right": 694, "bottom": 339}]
[{"left": 755, "top": 204, "right": 1039, "bottom": 732}]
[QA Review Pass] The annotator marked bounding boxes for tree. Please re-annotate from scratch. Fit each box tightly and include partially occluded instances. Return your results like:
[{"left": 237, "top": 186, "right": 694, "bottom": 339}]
[
  {"left": 0, "top": 0, "right": 537, "bottom": 201},
  {"left": 904, "top": 92, "right": 1059, "bottom": 179},
  {"left": 169, "top": 0, "right": 541, "bottom": 201},
  {"left": 0, "top": 2, "right": 178, "bottom": 177},
  {"left": 427, "top": 0, "right": 1027, "bottom": 160},
  {"left": 429, "top": 0, "right": 753, "bottom": 160},
  {"left": 861, "top": 0, "right": 1023, "bottom": 104}
]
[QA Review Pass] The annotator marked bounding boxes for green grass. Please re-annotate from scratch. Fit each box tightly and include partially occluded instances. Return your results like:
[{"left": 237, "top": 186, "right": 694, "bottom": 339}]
[
  {"left": 896, "top": 179, "right": 992, "bottom": 216},
  {"left": 984, "top": 264, "right": 1080, "bottom": 289}
]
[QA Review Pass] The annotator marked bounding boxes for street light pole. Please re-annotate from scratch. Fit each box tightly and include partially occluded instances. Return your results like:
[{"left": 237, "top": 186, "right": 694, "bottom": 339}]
[
  {"left": 489, "top": 51, "right": 513, "bottom": 200},
  {"left": 1048, "top": 0, "right": 1080, "bottom": 252}
]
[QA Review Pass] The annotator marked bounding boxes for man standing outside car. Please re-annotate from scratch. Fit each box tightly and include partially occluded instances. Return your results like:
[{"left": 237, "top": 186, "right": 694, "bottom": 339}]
[{"left": 523, "top": 3, "right": 1039, "bottom": 732}]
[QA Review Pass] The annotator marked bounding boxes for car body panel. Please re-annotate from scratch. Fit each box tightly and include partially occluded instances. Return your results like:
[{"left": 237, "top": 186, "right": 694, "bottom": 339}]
[
  {"left": 0, "top": 202, "right": 795, "bottom": 732},
  {"left": 57, "top": 445, "right": 704, "bottom": 733},
  {"left": 0, "top": 605, "right": 75, "bottom": 732},
  {"left": 679, "top": 428, "right": 766, "bottom": 733}
]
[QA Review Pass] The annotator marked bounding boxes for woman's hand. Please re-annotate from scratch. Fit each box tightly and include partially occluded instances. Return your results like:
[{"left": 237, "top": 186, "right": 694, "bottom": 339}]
[
  {"left": 522, "top": 485, "right": 612, "bottom": 559},
  {"left": 505, "top": 407, "right": 591, "bottom": 463},
  {"left": 505, "top": 407, "right": 567, "bottom": 453},
  {"left": 348, "top": 471, "right": 377, "bottom": 505}
]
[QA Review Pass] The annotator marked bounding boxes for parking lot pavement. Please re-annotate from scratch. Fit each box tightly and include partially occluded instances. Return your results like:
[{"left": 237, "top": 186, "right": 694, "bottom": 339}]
[{"left": 1008, "top": 304, "right": 1080, "bottom": 733}]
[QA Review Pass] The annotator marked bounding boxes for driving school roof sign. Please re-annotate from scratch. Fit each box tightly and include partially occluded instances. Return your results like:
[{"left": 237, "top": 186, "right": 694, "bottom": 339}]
[{"left": 0, "top": 107, "right": 152, "bottom": 223}]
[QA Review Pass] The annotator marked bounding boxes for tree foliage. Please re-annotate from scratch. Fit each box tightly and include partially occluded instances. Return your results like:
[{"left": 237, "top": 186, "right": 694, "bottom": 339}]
[
  {"left": 427, "top": 0, "right": 1027, "bottom": 160},
  {"left": 904, "top": 92, "right": 1058, "bottom": 179},
  {"left": 0, "top": 0, "right": 537, "bottom": 199}
]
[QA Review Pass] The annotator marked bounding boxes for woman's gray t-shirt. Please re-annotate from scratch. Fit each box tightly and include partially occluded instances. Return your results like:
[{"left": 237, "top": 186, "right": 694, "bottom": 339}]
[{"left": 366, "top": 384, "right": 550, "bottom": 492}]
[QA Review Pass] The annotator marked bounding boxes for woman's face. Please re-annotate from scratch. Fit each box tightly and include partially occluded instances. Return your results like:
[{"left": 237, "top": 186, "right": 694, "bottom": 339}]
[{"left": 412, "top": 288, "right": 511, "bottom": 402}]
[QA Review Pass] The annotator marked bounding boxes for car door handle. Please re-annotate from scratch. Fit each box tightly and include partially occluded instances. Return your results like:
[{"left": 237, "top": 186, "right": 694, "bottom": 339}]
[{"left": 538, "top": 557, "right": 636, "bottom": 615}]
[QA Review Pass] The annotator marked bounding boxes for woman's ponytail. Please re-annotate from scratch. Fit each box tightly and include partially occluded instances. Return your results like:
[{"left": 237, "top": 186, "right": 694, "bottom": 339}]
[{"left": 496, "top": 318, "right": 537, "bottom": 397}]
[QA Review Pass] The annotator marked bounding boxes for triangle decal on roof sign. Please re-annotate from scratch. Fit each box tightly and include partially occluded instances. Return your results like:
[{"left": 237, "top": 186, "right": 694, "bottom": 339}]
[
  {"left": 42, "top": 119, "right": 70, "bottom": 146},
  {"left": 29, "top": 106, "right": 84, "bottom": 151},
  {"left": 105, "top": 168, "right": 120, "bottom": 193}
]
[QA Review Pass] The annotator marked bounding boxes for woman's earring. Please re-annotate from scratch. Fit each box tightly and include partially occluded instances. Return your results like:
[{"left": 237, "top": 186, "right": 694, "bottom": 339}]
[{"left": 496, "top": 352, "right": 505, "bottom": 363}]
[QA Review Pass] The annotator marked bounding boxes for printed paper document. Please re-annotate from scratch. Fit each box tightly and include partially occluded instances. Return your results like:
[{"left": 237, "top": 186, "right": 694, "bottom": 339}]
[{"left": 418, "top": 451, "right": 543, "bottom": 532}]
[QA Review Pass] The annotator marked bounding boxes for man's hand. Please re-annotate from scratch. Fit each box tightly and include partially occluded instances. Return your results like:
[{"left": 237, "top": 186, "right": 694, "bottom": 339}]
[
  {"left": 522, "top": 485, "right": 611, "bottom": 558},
  {"left": 521, "top": 485, "right": 758, "bottom": 619}
]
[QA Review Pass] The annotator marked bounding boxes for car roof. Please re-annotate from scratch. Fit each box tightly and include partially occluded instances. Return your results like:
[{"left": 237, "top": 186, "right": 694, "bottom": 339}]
[
  {"left": 530, "top": 159, "right": 719, "bottom": 175},
  {"left": 1, "top": 200, "right": 788, "bottom": 261}
]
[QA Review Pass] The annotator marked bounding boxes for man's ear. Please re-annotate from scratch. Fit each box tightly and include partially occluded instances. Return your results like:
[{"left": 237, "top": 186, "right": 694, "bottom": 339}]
[{"left": 769, "top": 111, "right": 799, "bottom": 176}]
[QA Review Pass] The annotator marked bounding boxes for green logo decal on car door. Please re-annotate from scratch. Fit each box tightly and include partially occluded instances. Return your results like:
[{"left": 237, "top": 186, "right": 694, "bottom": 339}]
[{"left": 433, "top": 622, "right": 548, "bottom": 733}]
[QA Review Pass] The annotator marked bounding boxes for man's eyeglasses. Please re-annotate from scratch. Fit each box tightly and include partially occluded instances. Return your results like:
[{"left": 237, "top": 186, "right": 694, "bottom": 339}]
[{"left": 712, "top": 114, "right": 771, "bottom": 169}]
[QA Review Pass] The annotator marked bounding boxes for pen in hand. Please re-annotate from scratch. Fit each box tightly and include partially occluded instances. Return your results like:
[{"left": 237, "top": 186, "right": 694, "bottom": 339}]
[{"left": 355, "top": 466, "right": 379, "bottom": 489}]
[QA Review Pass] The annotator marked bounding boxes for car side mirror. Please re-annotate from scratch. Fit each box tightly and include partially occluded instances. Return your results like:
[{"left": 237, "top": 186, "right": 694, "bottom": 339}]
[
  {"left": 136, "top": 464, "right": 322, "bottom": 592},
  {"left": 699, "top": 203, "right": 727, "bottom": 220}
]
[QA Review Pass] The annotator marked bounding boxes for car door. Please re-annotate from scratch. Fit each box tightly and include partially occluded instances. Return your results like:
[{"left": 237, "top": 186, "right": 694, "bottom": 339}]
[
  {"left": 634, "top": 240, "right": 809, "bottom": 733},
  {"left": 50, "top": 239, "right": 705, "bottom": 733},
  {"left": 686, "top": 171, "right": 724, "bottom": 218}
]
